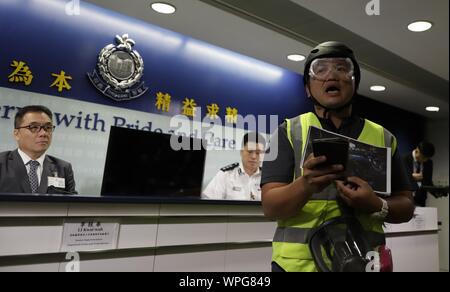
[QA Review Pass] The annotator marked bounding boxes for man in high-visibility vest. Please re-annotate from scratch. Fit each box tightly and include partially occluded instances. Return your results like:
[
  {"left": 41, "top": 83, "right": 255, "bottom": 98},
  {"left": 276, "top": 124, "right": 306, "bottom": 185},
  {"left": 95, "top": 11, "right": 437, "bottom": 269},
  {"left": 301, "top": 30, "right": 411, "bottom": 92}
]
[{"left": 260, "top": 41, "right": 415, "bottom": 272}]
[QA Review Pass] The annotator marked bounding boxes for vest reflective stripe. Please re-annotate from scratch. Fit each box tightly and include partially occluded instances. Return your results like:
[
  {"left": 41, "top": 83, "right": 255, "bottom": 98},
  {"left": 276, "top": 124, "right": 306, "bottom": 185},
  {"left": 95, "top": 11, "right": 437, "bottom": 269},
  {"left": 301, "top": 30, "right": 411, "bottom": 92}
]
[
  {"left": 286, "top": 116, "right": 303, "bottom": 180},
  {"left": 300, "top": 114, "right": 311, "bottom": 154},
  {"left": 384, "top": 128, "right": 397, "bottom": 154},
  {"left": 286, "top": 119, "right": 293, "bottom": 148},
  {"left": 274, "top": 112, "right": 396, "bottom": 272},
  {"left": 274, "top": 226, "right": 386, "bottom": 247},
  {"left": 274, "top": 227, "right": 309, "bottom": 244}
]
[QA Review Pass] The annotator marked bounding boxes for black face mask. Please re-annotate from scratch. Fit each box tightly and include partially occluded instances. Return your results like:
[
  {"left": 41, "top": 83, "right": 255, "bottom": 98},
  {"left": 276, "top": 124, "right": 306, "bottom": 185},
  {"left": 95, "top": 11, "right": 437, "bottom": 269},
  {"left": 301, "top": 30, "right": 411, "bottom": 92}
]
[{"left": 308, "top": 216, "right": 374, "bottom": 272}]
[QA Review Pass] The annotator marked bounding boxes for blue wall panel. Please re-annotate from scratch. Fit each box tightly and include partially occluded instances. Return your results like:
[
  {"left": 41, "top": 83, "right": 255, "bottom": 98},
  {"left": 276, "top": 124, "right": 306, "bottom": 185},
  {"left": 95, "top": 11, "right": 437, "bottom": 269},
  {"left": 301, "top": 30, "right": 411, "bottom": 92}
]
[
  {"left": 0, "top": 0, "right": 310, "bottom": 133},
  {"left": 0, "top": 0, "right": 422, "bottom": 152}
]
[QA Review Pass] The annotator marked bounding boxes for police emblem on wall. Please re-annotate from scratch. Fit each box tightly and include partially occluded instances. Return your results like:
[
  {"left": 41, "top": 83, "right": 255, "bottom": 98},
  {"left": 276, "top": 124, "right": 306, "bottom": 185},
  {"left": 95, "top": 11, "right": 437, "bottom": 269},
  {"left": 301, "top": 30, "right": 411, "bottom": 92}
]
[{"left": 88, "top": 34, "right": 148, "bottom": 101}]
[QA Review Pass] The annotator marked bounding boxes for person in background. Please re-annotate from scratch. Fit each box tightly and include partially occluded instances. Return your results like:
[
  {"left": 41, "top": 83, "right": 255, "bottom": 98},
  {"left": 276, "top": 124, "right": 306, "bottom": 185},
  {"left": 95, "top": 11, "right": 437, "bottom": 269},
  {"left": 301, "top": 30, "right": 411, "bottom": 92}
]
[
  {"left": 0, "top": 105, "right": 77, "bottom": 194},
  {"left": 403, "top": 141, "right": 435, "bottom": 207},
  {"left": 202, "top": 132, "right": 265, "bottom": 201}
]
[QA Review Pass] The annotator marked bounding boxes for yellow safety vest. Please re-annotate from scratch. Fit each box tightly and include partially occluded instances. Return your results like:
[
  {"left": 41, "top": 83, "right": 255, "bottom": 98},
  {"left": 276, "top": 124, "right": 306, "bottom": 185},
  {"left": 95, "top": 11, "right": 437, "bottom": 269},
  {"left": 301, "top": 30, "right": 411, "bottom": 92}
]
[{"left": 272, "top": 112, "right": 397, "bottom": 272}]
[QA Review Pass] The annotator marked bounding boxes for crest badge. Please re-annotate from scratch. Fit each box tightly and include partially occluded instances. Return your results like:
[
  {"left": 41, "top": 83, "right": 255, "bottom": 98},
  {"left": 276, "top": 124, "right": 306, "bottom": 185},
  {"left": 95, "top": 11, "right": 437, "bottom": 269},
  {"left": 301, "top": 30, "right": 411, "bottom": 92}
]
[{"left": 88, "top": 34, "right": 148, "bottom": 101}]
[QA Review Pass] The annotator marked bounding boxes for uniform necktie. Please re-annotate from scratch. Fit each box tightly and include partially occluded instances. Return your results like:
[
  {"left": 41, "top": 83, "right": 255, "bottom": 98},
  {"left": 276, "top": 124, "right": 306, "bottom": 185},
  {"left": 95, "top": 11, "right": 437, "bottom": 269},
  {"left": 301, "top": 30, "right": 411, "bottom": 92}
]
[
  {"left": 414, "top": 161, "right": 420, "bottom": 173},
  {"left": 28, "top": 160, "right": 40, "bottom": 193}
]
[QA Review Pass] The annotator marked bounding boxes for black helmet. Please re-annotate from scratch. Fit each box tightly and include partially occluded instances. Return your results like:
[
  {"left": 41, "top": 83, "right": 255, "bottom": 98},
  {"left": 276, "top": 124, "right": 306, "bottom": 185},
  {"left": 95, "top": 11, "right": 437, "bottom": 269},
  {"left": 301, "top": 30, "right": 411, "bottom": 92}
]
[{"left": 303, "top": 41, "right": 361, "bottom": 89}]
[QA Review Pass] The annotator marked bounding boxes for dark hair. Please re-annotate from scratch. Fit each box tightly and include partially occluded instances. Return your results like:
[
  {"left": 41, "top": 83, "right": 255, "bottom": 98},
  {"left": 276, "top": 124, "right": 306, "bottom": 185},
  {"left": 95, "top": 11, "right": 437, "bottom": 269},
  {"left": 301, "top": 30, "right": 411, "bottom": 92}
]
[
  {"left": 242, "top": 132, "right": 266, "bottom": 147},
  {"left": 418, "top": 141, "right": 435, "bottom": 158},
  {"left": 14, "top": 105, "right": 53, "bottom": 129}
]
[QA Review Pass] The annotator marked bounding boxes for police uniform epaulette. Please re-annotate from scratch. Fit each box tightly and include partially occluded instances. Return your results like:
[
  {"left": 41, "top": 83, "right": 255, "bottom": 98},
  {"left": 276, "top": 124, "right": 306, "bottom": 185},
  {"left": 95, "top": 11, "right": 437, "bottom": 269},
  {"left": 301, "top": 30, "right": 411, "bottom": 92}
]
[{"left": 220, "top": 162, "right": 239, "bottom": 172}]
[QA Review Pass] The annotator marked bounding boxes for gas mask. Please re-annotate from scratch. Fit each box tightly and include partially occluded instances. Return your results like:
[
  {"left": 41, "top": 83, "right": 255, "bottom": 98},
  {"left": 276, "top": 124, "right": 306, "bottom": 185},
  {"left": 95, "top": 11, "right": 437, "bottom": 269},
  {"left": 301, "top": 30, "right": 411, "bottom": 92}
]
[{"left": 308, "top": 216, "right": 391, "bottom": 272}]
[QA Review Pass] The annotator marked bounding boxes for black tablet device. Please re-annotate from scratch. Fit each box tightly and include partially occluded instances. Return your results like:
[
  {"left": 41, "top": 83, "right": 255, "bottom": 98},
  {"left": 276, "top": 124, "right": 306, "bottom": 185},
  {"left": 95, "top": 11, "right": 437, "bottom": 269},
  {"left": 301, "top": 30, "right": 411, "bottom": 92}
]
[{"left": 312, "top": 137, "right": 349, "bottom": 169}]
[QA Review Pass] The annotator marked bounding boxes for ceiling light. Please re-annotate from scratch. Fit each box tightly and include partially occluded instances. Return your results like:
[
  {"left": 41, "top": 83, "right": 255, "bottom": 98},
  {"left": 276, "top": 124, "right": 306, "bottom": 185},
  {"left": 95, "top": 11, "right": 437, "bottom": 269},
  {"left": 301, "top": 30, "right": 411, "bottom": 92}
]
[
  {"left": 426, "top": 106, "right": 440, "bottom": 112},
  {"left": 408, "top": 21, "right": 433, "bottom": 32},
  {"left": 370, "top": 85, "right": 386, "bottom": 92},
  {"left": 151, "top": 2, "right": 176, "bottom": 14},
  {"left": 287, "top": 54, "right": 305, "bottom": 62}
]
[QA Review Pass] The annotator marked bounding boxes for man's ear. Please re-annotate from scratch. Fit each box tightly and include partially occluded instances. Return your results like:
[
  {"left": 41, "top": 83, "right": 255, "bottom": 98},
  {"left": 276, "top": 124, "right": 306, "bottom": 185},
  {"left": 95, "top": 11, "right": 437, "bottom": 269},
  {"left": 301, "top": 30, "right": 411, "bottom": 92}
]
[
  {"left": 305, "top": 84, "right": 311, "bottom": 98},
  {"left": 13, "top": 129, "right": 20, "bottom": 142}
]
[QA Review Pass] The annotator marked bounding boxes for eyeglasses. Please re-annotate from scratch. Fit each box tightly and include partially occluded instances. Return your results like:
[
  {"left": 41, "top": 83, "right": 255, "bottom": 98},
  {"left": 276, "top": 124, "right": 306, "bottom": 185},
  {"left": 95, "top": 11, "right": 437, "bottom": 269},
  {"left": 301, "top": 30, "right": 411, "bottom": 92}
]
[
  {"left": 16, "top": 123, "right": 56, "bottom": 134},
  {"left": 309, "top": 57, "right": 354, "bottom": 81}
]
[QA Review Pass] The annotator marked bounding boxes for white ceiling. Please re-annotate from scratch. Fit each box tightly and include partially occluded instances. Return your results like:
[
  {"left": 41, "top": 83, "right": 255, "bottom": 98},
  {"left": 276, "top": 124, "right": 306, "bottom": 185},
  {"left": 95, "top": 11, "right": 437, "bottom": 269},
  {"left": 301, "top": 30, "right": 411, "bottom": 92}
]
[
  {"left": 85, "top": 0, "right": 449, "bottom": 120},
  {"left": 292, "top": 0, "right": 449, "bottom": 80}
]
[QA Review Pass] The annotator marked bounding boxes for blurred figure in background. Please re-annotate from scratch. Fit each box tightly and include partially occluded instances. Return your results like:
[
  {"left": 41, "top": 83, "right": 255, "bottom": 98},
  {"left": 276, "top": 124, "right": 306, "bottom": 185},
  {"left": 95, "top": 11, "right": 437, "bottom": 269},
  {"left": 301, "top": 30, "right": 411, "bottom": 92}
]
[{"left": 403, "top": 141, "right": 435, "bottom": 207}]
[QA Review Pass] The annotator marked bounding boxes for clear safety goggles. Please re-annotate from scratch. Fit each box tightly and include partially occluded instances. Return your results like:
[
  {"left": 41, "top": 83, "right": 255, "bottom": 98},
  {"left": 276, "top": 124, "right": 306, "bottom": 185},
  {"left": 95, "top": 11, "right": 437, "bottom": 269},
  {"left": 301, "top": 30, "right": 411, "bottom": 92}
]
[{"left": 309, "top": 57, "right": 354, "bottom": 81}]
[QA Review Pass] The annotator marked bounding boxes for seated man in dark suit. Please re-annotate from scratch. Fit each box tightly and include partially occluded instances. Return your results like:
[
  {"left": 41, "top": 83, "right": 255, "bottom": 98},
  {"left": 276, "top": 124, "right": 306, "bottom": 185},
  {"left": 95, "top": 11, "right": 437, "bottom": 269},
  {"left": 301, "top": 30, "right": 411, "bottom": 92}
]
[
  {"left": 402, "top": 141, "right": 435, "bottom": 207},
  {"left": 0, "top": 105, "right": 77, "bottom": 194}
]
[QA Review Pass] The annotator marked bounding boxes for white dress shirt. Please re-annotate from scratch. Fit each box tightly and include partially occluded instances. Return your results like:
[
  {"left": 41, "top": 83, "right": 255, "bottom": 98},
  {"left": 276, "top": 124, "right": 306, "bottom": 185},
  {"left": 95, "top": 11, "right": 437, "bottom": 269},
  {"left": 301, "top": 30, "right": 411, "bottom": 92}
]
[
  {"left": 202, "top": 162, "right": 262, "bottom": 201},
  {"left": 17, "top": 148, "right": 46, "bottom": 186}
]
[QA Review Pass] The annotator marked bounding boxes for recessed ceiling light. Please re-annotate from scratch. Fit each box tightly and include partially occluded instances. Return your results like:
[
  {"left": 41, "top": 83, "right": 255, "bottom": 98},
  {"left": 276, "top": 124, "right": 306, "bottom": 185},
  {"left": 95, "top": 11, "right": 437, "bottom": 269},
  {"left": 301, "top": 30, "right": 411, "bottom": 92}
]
[
  {"left": 426, "top": 106, "right": 440, "bottom": 112},
  {"left": 370, "top": 85, "right": 386, "bottom": 92},
  {"left": 287, "top": 54, "right": 306, "bottom": 62},
  {"left": 408, "top": 21, "right": 433, "bottom": 32},
  {"left": 151, "top": 2, "right": 176, "bottom": 14}
]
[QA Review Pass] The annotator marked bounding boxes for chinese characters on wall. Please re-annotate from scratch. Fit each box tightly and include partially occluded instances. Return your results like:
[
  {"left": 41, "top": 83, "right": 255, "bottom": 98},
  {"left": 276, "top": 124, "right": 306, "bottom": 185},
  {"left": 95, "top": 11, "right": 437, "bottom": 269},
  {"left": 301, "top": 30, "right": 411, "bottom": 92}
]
[{"left": 7, "top": 59, "right": 240, "bottom": 123}]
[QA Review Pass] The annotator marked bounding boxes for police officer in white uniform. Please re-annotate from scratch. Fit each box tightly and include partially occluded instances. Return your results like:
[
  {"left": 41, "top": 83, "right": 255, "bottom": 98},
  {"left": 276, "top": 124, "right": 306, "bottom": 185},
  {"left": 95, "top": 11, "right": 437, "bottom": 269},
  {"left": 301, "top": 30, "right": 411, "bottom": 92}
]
[{"left": 202, "top": 132, "right": 265, "bottom": 201}]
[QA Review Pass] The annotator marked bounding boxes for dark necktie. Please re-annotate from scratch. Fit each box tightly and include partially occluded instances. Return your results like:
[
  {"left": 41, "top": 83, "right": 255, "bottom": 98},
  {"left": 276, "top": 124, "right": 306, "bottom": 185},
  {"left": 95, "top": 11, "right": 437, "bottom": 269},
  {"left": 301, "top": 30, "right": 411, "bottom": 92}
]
[
  {"left": 414, "top": 161, "right": 420, "bottom": 173},
  {"left": 28, "top": 160, "right": 40, "bottom": 193}
]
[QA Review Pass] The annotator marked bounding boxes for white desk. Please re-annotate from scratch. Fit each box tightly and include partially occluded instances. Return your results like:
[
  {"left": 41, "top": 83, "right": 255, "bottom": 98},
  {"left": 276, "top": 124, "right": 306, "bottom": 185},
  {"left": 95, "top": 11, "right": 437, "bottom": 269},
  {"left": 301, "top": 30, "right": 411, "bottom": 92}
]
[
  {"left": 0, "top": 196, "right": 275, "bottom": 272},
  {"left": 384, "top": 207, "right": 440, "bottom": 272},
  {"left": 0, "top": 195, "right": 440, "bottom": 272}
]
